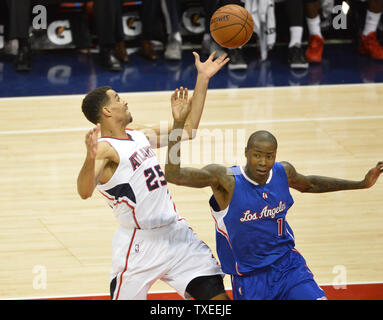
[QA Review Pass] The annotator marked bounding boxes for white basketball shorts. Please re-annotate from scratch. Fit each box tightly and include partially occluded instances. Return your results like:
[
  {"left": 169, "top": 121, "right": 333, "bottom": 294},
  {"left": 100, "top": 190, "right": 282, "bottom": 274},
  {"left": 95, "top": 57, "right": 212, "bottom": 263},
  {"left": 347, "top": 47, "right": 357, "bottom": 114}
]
[{"left": 110, "top": 218, "right": 224, "bottom": 300}]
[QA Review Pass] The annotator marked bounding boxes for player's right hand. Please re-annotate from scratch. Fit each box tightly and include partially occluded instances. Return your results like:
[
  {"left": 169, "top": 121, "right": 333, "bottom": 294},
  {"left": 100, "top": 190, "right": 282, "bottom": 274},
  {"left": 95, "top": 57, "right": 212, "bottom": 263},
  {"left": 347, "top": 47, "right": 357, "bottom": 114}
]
[
  {"left": 85, "top": 123, "right": 100, "bottom": 159},
  {"left": 193, "top": 51, "right": 229, "bottom": 79}
]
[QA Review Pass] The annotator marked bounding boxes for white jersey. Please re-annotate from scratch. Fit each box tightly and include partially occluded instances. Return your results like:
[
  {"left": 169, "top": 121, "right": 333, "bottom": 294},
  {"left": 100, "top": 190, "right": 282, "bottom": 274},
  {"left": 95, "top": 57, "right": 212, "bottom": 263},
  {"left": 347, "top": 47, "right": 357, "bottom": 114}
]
[{"left": 96, "top": 129, "right": 178, "bottom": 230}]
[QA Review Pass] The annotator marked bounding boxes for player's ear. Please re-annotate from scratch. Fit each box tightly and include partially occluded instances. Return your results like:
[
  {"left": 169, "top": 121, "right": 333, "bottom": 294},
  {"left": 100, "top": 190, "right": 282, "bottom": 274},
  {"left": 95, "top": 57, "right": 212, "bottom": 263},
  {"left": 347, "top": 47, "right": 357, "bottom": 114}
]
[
  {"left": 101, "top": 105, "right": 112, "bottom": 117},
  {"left": 245, "top": 147, "right": 248, "bottom": 158}
]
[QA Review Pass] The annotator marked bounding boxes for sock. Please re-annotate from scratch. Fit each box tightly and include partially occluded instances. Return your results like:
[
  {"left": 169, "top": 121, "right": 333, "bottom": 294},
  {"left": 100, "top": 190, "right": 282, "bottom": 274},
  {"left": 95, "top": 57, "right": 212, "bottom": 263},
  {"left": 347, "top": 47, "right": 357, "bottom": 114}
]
[
  {"left": 289, "top": 26, "right": 303, "bottom": 48},
  {"left": 363, "top": 10, "right": 382, "bottom": 36},
  {"left": 170, "top": 31, "right": 182, "bottom": 43},
  {"left": 306, "top": 15, "right": 322, "bottom": 37}
]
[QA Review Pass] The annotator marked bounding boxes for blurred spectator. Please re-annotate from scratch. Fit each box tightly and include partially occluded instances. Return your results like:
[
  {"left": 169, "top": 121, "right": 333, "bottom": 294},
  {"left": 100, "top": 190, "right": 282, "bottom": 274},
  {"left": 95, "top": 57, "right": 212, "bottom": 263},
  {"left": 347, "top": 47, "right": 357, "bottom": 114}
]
[
  {"left": 203, "top": 0, "right": 248, "bottom": 71},
  {"left": 304, "top": 0, "right": 324, "bottom": 63},
  {"left": 245, "top": 0, "right": 276, "bottom": 62},
  {"left": 162, "top": 0, "right": 183, "bottom": 60},
  {"left": 305, "top": 0, "right": 383, "bottom": 63},
  {"left": 201, "top": 0, "right": 226, "bottom": 57},
  {"left": 93, "top": 0, "right": 127, "bottom": 72},
  {"left": 6, "top": 0, "right": 127, "bottom": 72},
  {"left": 6, "top": 0, "right": 33, "bottom": 72},
  {"left": 360, "top": 0, "right": 383, "bottom": 59},
  {"left": 140, "top": 0, "right": 160, "bottom": 60},
  {"left": 114, "top": 1, "right": 129, "bottom": 64},
  {"left": 203, "top": 0, "right": 308, "bottom": 70},
  {"left": 7, "top": 0, "right": 380, "bottom": 73},
  {"left": 284, "top": 0, "right": 309, "bottom": 69},
  {"left": 225, "top": 0, "right": 249, "bottom": 71}
]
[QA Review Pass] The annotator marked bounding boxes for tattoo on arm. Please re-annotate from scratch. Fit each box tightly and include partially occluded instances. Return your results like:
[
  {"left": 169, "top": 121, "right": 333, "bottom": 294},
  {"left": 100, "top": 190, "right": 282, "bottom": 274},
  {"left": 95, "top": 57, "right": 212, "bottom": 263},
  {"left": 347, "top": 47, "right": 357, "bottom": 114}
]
[
  {"left": 165, "top": 121, "right": 215, "bottom": 188},
  {"left": 281, "top": 161, "right": 364, "bottom": 193},
  {"left": 302, "top": 175, "right": 364, "bottom": 193},
  {"left": 165, "top": 123, "right": 234, "bottom": 194}
]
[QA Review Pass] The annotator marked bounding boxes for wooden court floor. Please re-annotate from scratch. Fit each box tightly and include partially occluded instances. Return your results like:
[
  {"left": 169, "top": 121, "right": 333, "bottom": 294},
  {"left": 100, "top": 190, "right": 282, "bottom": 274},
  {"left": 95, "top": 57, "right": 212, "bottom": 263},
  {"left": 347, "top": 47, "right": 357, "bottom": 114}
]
[{"left": 0, "top": 83, "right": 382, "bottom": 299}]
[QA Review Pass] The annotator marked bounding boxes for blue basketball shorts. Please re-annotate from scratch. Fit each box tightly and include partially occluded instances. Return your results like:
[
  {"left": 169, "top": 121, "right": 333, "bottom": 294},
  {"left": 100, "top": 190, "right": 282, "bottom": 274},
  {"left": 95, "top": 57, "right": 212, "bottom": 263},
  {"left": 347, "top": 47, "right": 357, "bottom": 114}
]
[{"left": 231, "top": 249, "right": 326, "bottom": 300}]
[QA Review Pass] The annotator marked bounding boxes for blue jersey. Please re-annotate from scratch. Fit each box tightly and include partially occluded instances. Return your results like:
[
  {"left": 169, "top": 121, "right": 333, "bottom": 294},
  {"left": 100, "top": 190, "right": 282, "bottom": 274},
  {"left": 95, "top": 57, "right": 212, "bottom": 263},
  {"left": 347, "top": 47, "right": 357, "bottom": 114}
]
[{"left": 209, "top": 162, "right": 295, "bottom": 275}]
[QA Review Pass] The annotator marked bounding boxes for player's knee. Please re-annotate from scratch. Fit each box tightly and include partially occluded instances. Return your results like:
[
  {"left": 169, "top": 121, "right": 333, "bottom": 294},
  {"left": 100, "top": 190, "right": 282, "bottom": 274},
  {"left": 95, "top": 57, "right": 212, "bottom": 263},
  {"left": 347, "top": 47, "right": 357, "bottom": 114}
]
[{"left": 185, "top": 275, "right": 229, "bottom": 300}]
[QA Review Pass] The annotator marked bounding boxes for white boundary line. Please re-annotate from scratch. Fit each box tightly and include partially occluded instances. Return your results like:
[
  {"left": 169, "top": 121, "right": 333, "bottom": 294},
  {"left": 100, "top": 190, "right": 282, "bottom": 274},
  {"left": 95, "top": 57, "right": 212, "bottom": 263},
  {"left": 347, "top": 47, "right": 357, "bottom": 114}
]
[
  {"left": 0, "top": 127, "right": 91, "bottom": 135},
  {"left": 1, "top": 115, "right": 382, "bottom": 135},
  {"left": 201, "top": 115, "right": 383, "bottom": 126},
  {"left": 5, "top": 281, "right": 383, "bottom": 300},
  {"left": 0, "top": 82, "right": 382, "bottom": 101}
]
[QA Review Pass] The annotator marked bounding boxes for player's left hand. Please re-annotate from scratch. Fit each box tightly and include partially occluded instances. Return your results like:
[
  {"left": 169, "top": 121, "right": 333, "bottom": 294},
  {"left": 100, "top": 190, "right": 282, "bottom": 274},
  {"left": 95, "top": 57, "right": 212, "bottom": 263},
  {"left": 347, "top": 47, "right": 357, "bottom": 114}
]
[
  {"left": 193, "top": 51, "right": 230, "bottom": 79},
  {"left": 362, "top": 161, "right": 383, "bottom": 188},
  {"left": 85, "top": 123, "right": 101, "bottom": 160},
  {"left": 171, "top": 86, "right": 192, "bottom": 122}
]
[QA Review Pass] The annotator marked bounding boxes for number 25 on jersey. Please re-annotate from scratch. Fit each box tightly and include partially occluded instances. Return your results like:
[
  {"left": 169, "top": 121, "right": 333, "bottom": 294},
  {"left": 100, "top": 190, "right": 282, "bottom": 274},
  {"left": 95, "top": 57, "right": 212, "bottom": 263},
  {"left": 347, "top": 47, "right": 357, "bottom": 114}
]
[{"left": 144, "top": 165, "right": 167, "bottom": 191}]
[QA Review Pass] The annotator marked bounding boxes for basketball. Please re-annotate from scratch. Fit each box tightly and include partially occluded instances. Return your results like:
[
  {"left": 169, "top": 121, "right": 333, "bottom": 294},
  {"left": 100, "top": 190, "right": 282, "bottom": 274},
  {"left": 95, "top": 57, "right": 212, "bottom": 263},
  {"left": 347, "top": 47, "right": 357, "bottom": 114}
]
[{"left": 210, "top": 4, "right": 254, "bottom": 49}]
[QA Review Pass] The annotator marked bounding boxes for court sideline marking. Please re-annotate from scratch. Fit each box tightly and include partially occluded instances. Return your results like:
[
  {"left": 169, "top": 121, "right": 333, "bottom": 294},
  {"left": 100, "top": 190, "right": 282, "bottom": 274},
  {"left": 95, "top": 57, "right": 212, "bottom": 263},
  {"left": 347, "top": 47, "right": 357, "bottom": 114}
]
[
  {"left": 0, "top": 81, "right": 382, "bottom": 101},
  {"left": 0, "top": 115, "right": 383, "bottom": 135},
  {"left": 6, "top": 280, "right": 383, "bottom": 300}
]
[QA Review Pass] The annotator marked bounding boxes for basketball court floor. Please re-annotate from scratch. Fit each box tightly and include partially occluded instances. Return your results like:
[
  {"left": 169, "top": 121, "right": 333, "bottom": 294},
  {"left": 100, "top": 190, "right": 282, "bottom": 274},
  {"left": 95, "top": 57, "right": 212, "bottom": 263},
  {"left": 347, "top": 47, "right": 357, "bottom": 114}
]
[{"left": 0, "top": 43, "right": 382, "bottom": 300}]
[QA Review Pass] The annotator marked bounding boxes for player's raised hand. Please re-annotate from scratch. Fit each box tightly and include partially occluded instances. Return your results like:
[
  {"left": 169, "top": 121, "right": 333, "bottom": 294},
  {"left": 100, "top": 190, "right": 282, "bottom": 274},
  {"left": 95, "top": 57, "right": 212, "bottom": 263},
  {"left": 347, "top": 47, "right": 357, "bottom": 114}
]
[
  {"left": 362, "top": 161, "right": 383, "bottom": 188},
  {"left": 171, "top": 87, "right": 192, "bottom": 123},
  {"left": 85, "top": 123, "right": 100, "bottom": 159},
  {"left": 193, "top": 51, "right": 230, "bottom": 79}
]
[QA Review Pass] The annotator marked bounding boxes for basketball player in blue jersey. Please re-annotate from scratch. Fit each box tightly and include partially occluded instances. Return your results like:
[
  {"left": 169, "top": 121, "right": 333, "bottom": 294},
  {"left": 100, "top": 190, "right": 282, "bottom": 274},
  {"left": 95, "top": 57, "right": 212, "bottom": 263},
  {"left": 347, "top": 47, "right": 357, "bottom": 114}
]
[
  {"left": 165, "top": 99, "right": 383, "bottom": 300},
  {"left": 77, "top": 51, "right": 232, "bottom": 300}
]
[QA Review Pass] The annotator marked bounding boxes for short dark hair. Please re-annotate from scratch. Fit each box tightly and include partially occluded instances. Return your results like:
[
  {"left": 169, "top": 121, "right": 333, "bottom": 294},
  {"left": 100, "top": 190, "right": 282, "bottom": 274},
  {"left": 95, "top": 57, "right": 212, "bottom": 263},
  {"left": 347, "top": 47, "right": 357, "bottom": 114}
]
[
  {"left": 247, "top": 130, "right": 278, "bottom": 149},
  {"left": 81, "top": 86, "right": 111, "bottom": 124}
]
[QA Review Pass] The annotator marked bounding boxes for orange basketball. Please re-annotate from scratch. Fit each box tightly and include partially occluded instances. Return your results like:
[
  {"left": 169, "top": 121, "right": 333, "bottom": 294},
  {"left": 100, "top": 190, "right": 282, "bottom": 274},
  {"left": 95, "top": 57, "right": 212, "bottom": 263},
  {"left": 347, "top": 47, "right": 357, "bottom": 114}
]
[{"left": 210, "top": 4, "right": 254, "bottom": 49}]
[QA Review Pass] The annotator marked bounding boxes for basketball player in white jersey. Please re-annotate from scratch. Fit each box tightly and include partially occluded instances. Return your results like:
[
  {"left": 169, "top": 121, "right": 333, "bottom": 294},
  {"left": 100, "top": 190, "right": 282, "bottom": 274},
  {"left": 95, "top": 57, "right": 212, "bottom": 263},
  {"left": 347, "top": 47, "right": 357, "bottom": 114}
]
[{"left": 77, "top": 51, "right": 231, "bottom": 300}]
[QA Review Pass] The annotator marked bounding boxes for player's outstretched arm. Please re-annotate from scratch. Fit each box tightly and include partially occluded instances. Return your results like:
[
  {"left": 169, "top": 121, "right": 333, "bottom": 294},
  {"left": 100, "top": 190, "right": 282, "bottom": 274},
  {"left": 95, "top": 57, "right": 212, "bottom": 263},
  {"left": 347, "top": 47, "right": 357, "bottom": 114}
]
[
  {"left": 183, "top": 51, "right": 229, "bottom": 139},
  {"left": 164, "top": 89, "right": 234, "bottom": 209},
  {"left": 139, "top": 87, "right": 192, "bottom": 149},
  {"left": 138, "top": 52, "right": 229, "bottom": 149},
  {"left": 281, "top": 161, "right": 383, "bottom": 193},
  {"left": 165, "top": 120, "right": 234, "bottom": 208},
  {"left": 77, "top": 124, "right": 110, "bottom": 199},
  {"left": 165, "top": 85, "right": 215, "bottom": 188}
]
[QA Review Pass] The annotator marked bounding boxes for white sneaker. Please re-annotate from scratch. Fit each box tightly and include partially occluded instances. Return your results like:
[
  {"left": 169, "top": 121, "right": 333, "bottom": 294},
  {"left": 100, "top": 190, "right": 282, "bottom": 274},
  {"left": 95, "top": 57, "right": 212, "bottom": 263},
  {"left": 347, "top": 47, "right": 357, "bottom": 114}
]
[
  {"left": 228, "top": 49, "right": 247, "bottom": 71},
  {"left": 165, "top": 39, "right": 182, "bottom": 60}
]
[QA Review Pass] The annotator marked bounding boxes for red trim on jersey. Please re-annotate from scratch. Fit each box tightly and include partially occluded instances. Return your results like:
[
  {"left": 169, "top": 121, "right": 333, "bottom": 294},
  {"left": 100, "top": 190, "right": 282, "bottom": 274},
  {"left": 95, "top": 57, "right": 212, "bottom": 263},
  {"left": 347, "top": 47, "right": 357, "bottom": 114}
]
[
  {"left": 99, "top": 191, "right": 114, "bottom": 201},
  {"left": 115, "top": 228, "right": 137, "bottom": 300},
  {"left": 235, "top": 263, "right": 244, "bottom": 276},
  {"left": 210, "top": 209, "right": 244, "bottom": 276},
  {"left": 169, "top": 194, "right": 177, "bottom": 214},
  {"left": 123, "top": 200, "right": 141, "bottom": 229},
  {"left": 98, "top": 140, "right": 111, "bottom": 145},
  {"left": 231, "top": 276, "right": 237, "bottom": 299},
  {"left": 100, "top": 135, "right": 132, "bottom": 141},
  {"left": 210, "top": 212, "right": 232, "bottom": 248},
  {"left": 99, "top": 191, "right": 141, "bottom": 229}
]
